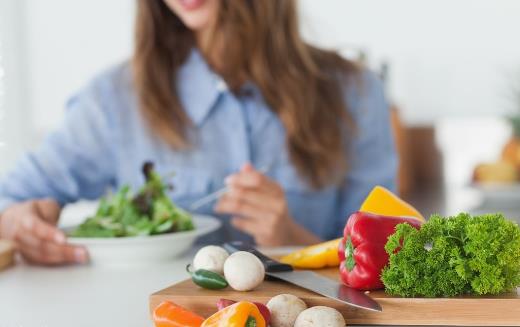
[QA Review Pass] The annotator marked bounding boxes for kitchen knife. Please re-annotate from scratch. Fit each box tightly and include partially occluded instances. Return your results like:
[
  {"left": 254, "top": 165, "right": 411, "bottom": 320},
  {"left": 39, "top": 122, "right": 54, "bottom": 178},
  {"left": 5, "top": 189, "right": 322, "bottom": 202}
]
[{"left": 223, "top": 241, "right": 382, "bottom": 312}]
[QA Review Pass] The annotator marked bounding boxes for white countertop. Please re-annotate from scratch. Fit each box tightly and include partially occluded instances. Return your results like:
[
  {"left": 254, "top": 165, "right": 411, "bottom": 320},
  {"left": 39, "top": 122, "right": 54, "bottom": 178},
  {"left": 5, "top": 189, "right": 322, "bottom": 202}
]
[{"left": 0, "top": 255, "right": 191, "bottom": 327}]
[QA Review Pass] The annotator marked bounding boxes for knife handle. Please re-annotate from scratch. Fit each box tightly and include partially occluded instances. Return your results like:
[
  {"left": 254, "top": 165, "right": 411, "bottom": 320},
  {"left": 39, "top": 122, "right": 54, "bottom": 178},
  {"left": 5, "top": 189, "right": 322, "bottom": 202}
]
[{"left": 223, "top": 241, "right": 293, "bottom": 273}]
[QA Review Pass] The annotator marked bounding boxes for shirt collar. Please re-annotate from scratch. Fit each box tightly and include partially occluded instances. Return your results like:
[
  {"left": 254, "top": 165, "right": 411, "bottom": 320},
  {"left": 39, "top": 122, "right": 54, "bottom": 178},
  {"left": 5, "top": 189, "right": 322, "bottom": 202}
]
[{"left": 176, "top": 48, "right": 227, "bottom": 126}]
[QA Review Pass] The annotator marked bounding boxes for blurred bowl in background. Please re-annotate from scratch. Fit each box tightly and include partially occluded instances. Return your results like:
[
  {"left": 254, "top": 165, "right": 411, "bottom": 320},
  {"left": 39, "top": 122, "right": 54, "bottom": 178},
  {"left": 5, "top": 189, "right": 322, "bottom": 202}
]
[{"left": 470, "top": 182, "right": 520, "bottom": 208}]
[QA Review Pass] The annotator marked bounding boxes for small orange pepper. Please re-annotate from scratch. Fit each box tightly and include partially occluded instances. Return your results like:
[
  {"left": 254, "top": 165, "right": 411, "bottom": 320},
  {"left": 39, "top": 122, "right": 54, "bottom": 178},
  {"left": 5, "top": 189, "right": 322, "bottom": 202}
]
[
  {"left": 153, "top": 301, "right": 205, "bottom": 327},
  {"left": 201, "top": 301, "right": 265, "bottom": 327}
]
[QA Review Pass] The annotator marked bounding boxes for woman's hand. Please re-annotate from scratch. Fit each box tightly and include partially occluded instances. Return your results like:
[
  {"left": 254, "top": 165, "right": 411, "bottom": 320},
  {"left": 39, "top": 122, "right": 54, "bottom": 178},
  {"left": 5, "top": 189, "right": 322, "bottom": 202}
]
[
  {"left": 0, "top": 199, "right": 88, "bottom": 265},
  {"left": 215, "top": 164, "right": 321, "bottom": 246}
]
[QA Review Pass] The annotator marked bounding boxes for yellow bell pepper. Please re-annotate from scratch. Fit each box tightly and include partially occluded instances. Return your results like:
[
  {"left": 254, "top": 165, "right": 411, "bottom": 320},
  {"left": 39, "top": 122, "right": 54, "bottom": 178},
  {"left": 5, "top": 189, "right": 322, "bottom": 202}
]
[
  {"left": 201, "top": 301, "right": 265, "bottom": 327},
  {"left": 360, "top": 186, "right": 425, "bottom": 222},
  {"left": 280, "top": 238, "right": 341, "bottom": 269}
]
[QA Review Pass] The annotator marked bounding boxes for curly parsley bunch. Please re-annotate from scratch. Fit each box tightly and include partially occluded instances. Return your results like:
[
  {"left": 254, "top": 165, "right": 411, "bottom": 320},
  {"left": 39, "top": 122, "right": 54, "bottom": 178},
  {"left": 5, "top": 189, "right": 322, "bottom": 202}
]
[{"left": 381, "top": 213, "right": 520, "bottom": 297}]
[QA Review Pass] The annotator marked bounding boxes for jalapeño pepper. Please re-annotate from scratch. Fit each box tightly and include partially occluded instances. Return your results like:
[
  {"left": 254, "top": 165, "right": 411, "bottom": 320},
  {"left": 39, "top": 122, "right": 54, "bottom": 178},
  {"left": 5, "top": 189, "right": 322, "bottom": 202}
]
[{"left": 186, "top": 264, "right": 228, "bottom": 290}]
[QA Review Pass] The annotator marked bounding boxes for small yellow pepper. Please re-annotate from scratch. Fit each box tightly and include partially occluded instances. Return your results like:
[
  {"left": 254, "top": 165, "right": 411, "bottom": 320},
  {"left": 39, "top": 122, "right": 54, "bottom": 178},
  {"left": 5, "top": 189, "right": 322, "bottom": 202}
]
[
  {"left": 201, "top": 301, "right": 265, "bottom": 327},
  {"left": 280, "top": 238, "right": 341, "bottom": 269}
]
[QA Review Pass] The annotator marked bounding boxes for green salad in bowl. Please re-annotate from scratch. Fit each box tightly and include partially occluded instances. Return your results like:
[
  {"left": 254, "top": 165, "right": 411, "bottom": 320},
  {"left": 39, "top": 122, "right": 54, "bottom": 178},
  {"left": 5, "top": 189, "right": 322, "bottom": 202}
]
[{"left": 69, "top": 162, "right": 194, "bottom": 238}]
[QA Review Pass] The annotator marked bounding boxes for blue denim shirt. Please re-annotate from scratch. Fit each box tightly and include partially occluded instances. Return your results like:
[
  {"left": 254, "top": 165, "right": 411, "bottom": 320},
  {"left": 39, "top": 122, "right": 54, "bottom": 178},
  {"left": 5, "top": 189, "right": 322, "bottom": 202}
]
[{"left": 0, "top": 49, "right": 397, "bottom": 242}]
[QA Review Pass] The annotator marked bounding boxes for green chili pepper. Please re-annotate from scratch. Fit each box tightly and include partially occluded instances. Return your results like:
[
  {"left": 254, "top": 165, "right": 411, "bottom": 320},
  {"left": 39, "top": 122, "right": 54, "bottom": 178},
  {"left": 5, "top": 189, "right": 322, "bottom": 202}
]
[
  {"left": 245, "top": 316, "right": 257, "bottom": 327},
  {"left": 186, "top": 264, "right": 228, "bottom": 290}
]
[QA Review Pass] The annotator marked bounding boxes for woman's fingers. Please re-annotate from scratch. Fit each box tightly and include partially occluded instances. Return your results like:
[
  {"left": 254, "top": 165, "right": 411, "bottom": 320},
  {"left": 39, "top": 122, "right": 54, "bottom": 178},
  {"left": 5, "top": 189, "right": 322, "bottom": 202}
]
[
  {"left": 22, "top": 212, "right": 66, "bottom": 244},
  {"left": 225, "top": 164, "right": 280, "bottom": 195},
  {"left": 230, "top": 215, "right": 288, "bottom": 247},
  {"left": 15, "top": 230, "right": 41, "bottom": 249},
  {"left": 222, "top": 185, "right": 286, "bottom": 216},
  {"left": 22, "top": 243, "right": 84, "bottom": 265},
  {"left": 17, "top": 230, "right": 87, "bottom": 265},
  {"left": 16, "top": 210, "right": 87, "bottom": 264},
  {"left": 0, "top": 200, "right": 88, "bottom": 265},
  {"left": 40, "top": 242, "right": 86, "bottom": 265},
  {"left": 225, "top": 170, "right": 262, "bottom": 188},
  {"left": 35, "top": 198, "right": 61, "bottom": 225},
  {"left": 230, "top": 216, "right": 262, "bottom": 236},
  {"left": 216, "top": 191, "right": 284, "bottom": 243},
  {"left": 215, "top": 163, "right": 295, "bottom": 246},
  {"left": 216, "top": 163, "right": 314, "bottom": 246},
  {"left": 220, "top": 164, "right": 285, "bottom": 214},
  {"left": 215, "top": 193, "right": 266, "bottom": 219}
]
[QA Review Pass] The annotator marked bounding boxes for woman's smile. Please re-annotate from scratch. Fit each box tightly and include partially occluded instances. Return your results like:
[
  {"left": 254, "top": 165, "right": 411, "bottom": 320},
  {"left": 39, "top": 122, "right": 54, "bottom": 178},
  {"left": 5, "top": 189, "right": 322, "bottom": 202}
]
[{"left": 179, "top": 0, "right": 207, "bottom": 11}]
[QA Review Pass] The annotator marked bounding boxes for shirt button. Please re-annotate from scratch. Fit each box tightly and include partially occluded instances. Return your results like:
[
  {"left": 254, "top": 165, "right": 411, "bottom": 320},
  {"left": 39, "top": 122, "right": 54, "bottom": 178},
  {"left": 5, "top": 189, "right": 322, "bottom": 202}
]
[{"left": 216, "top": 79, "right": 228, "bottom": 92}]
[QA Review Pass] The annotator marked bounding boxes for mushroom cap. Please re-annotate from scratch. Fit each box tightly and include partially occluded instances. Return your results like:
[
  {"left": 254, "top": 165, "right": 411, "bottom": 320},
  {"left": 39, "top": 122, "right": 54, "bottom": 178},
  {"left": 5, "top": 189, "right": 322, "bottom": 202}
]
[
  {"left": 193, "top": 245, "right": 229, "bottom": 274},
  {"left": 266, "top": 294, "right": 307, "bottom": 327},
  {"left": 294, "top": 306, "right": 346, "bottom": 327},
  {"left": 223, "top": 251, "right": 265, "bottom": 291}
]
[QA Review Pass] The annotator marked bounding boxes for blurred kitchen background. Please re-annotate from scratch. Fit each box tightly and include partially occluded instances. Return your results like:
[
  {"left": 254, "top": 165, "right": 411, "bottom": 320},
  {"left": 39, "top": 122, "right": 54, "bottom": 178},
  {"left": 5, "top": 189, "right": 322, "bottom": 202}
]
[{"left": 1, "top": 0, "right": 520, "bottom": 222}]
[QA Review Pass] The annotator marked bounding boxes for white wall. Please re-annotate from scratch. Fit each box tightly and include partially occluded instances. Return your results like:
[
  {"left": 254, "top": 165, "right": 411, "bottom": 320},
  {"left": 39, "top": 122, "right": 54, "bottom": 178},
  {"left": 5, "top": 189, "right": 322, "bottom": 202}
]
[
  {"left": 0, "top": 0, "right": 31, "bottom": 172},
  {"left": 25, "top": 0, "right": 135, "bottom": 133},
  {"left": 299, "top": 0, "right": 520, "bottom": 124},
  {"left": 0, "top": 0, "right": 135, "bottom": 171}
]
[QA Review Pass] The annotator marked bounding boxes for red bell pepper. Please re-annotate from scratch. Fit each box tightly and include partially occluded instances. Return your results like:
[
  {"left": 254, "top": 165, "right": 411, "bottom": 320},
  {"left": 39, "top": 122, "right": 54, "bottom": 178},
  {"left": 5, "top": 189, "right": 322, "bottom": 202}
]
[{"left": 338, "top": 211, "right": 423, "bottom": 290}]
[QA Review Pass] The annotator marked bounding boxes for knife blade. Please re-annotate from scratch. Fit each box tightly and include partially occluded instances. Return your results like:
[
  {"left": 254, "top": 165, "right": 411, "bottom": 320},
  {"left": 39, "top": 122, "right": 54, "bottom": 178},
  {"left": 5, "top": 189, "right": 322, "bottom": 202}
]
[{"left": 223, "top": 241, "right": 382, "bottom": 312}]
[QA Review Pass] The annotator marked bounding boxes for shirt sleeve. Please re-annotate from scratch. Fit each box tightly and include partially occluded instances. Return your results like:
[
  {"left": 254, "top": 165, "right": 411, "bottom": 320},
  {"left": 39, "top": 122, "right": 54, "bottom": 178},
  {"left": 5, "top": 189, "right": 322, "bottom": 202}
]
[
  {"left": 0, "top": 81, "right": 117, "bottom": 212},
  {"left": 329, "top": 69, "right": 398, "bottom": 238}
]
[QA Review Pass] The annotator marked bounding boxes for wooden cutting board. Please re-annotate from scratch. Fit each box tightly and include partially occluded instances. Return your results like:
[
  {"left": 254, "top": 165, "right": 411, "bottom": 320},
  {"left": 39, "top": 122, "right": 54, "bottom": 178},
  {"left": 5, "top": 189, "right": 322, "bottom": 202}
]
[
  {"left": 150, "top": 268, "right": 520, "bottom": 326},
  {"left": 0, "top": 240, "right": 15, "bottom": 271}
]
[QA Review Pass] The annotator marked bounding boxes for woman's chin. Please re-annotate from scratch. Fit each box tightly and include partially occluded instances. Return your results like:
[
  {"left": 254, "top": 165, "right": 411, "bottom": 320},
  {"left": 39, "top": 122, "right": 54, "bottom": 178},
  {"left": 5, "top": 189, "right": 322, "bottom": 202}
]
[{"left": 181, "top": 15, "right": 214, "bottom": 31}]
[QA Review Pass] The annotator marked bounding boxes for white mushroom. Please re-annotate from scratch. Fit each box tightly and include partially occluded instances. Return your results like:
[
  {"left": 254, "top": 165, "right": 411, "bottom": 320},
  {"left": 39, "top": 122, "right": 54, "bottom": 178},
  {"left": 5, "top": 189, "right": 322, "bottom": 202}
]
[
  {"left": 294, "top": 306, "right": 346, "bottom": 327},
  {"left": 192, "top": 245, "right": 229, "bottom": 274},
  {"left": 266, "top": 294, "right": 307, "bottom": 327},
  {"left": 223, "top": 251, "right": 265, "bottom": 291}
]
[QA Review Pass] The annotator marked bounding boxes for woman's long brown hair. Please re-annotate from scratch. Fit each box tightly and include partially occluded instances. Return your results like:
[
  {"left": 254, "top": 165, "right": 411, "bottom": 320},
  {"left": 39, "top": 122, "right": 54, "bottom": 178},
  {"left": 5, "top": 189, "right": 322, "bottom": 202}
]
[{"left": 133, "top": 0, "right": 358, "bottom": 189}]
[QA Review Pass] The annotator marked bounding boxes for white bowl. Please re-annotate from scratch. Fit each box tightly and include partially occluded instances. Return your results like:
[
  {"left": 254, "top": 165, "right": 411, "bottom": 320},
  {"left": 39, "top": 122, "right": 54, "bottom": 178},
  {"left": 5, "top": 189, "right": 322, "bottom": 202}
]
[{"left": 66, "top": 215, "right": 220, "bottom": 266}]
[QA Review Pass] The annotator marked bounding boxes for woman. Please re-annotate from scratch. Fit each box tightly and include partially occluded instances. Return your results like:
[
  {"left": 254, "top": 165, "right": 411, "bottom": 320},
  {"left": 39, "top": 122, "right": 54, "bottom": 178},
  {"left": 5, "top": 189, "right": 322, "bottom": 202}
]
[{"left": 0, "top": 0, "right": 396, "bottom": 265}]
